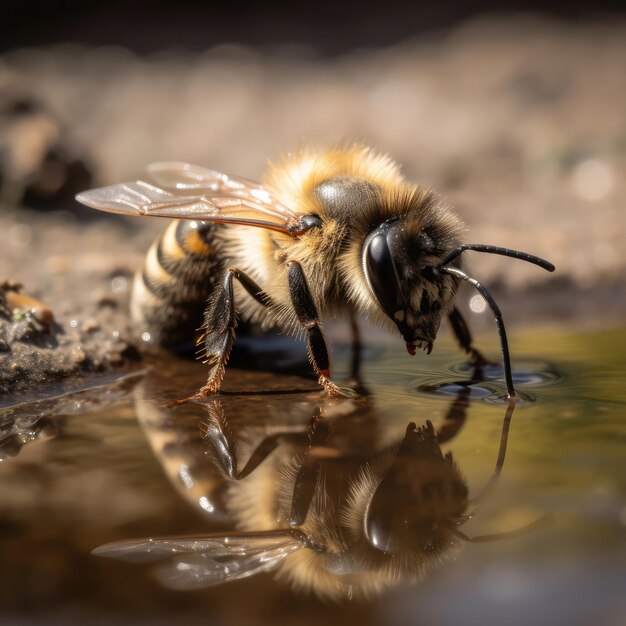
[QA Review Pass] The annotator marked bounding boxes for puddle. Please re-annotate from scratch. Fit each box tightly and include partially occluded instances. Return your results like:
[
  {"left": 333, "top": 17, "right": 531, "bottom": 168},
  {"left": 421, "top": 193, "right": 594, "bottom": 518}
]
[
  {"left": 414, "top": 361, "right": 563, "bottom": 404},
  {"left": 0, "top": 328, "right": 625, "bottom": 625}
]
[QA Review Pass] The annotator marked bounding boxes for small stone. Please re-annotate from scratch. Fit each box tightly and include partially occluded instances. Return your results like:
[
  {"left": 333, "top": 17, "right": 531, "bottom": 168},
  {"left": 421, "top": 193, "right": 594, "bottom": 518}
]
[
  {"left": 97, "top": 296, "right": 118, "bottom": 309},
  {"left": 82, "top": 319, "right": 100, "bottom": 333},
  {"left": 108, "top": 340, "right": 142, "bottom": 364},
  {"left": 71, "top": 346, "right": 87, "bottom": 364},
  {"left": 117, "top": 342, "right": 141, "bottom": 361},
  {"left": 106, "top": 351, "right": 124, "bottom": 366}
]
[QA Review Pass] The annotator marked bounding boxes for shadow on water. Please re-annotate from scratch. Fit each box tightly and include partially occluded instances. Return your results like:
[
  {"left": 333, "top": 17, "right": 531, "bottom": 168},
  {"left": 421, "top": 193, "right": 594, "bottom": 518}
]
[{"left": 0, "top": 328, "right": 625, "bottom": 624}]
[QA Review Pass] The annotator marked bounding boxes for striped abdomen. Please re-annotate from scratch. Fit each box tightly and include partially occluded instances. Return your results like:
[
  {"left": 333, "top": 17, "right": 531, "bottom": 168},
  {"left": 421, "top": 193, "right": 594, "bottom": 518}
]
[{"left": 131, "top": 220, "right": 224, "bottom": 351}]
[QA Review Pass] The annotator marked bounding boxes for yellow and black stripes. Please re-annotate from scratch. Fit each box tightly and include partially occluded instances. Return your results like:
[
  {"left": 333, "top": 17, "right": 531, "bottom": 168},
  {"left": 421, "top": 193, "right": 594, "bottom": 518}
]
[{"left": 132, "top": 220, "right": 224, "bottom": 350}]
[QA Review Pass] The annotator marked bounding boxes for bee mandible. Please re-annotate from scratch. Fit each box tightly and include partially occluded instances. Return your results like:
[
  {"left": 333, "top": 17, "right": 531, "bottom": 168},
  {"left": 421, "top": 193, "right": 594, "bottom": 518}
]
[{"left": 76, "top": 145, "right": 554, "bottom": 399}]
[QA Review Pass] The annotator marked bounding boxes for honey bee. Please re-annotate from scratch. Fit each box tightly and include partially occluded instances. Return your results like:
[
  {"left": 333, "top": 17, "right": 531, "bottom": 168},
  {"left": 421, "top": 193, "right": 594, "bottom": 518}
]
[
  {"left": 93, "top": 379, "right": 545, "bottom": 599},
  {"left": 76, "top": 144, "right": 554, "bottom": 399}
]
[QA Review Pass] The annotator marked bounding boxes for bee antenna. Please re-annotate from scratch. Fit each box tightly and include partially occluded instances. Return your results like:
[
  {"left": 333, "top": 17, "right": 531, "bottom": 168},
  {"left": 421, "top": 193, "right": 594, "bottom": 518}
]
[
  {"left": 470, "top": 397, "right": 516, "bottom": 505},
  {"left": 440, "top": 266, "right": 515, "bottom": 397},
  {"left": 445, "top": 515, "right": 551, "bottom": 543},
  {"left": 440, "top": 244, "right": 555, "bottom": 272}
]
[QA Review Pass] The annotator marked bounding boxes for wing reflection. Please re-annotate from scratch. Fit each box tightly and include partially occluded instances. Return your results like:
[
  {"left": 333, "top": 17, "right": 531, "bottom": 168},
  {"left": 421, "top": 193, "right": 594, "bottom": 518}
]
[{"left": 95, "top": 377, "right": 545, "bottom": 600}]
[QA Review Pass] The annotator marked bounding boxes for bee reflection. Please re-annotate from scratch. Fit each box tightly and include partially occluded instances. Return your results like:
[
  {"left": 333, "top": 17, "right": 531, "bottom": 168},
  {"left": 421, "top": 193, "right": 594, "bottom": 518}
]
[{"left": 95, "top": 383, "right": 539, "bottom": 600}]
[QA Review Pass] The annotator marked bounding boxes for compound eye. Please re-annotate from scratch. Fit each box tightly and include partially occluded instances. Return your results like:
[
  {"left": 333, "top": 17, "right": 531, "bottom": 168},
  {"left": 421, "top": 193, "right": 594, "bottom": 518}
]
[{"left": 364, "top": 224, "right": 404, "bottom": 319}]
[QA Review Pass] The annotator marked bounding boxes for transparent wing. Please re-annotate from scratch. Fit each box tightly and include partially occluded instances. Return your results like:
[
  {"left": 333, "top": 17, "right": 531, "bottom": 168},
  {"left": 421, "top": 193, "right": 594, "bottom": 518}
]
[
  {"left": 92, "top": 530, "right": 305, "bottom": 590},
  {"left": 75, "top": 162, "right": 301, "bottom": 235},
  {"left": 147, "top": 161, "right": 266, "bottom": 195}
]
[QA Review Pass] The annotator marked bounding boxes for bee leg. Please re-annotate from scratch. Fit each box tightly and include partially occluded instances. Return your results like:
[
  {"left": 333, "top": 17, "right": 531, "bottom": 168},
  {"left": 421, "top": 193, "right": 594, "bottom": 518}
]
[
  {"left": 204, "top": 398, "right": 290, "bottom": 479},
  {"left": 347, "top": 309, "right": 370, "bottom": 395},
  {"left": 287, "top": 261, "right": 341, "bottom": 396},
  {"left": 435, "top": 385, "right": 471, "bottom": 444},
  {"left": 448, "top": 307, "right": 491, "bottom": 366},
  {"left": 434, "top": 347, "right": 491, "bottom": 443},
  {"left": 289, "top": 407, "right": 329, "bottom": 526},
  {"left": 470, "top": 397, "right": 516, "bottom": 504},
  {"left": 194, "top": 268, "right": 272, "bottom": 400}
]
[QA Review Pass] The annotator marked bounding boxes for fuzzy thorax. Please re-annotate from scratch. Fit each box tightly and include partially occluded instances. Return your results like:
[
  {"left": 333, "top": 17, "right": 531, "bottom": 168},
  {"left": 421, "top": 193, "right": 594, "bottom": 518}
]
[{"left": 222, "top": 144, "right": 465, "bottom": 347}]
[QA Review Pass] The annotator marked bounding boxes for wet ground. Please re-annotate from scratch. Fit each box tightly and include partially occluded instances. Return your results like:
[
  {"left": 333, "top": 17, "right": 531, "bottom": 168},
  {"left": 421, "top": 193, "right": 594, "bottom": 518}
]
[{"left": 1, "top": 328, "right": 625, "bottom": 625}]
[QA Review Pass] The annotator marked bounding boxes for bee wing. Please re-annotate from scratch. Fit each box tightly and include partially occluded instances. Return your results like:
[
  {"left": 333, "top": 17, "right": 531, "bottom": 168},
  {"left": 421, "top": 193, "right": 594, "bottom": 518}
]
[
  {"left": 146, "top": 161, "right": 264, "bottom": 195},
  {"left": 92, "top": 530, "right": 304, "bottom": 590},
  {"left": 75, "top": 162, "right": 300, "bottom": 235}
]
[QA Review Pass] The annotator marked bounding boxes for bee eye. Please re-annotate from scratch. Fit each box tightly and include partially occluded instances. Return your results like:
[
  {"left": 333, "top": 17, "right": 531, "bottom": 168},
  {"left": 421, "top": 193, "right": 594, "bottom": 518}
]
[{"left": 363, "top": 221, "right": 405, "bottom": 319}]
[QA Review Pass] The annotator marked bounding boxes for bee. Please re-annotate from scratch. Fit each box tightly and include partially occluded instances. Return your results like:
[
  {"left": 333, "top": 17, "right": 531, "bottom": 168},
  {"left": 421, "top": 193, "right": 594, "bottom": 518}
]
[
  {"left": 76, "top": 144, "right": 554, "bottom": 399},
  {"left": 94, "top": 378, "right": 545, "bottom": 599}
]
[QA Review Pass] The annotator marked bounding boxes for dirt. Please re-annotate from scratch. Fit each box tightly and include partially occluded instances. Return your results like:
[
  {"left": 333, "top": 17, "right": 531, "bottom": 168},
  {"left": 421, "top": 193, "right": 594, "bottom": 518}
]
[
  {"left": 0, "top": 246, "right": 141, "bottom": 397},
  {"left": 0, "top": 15, "right": 624, "bottom": 402}
]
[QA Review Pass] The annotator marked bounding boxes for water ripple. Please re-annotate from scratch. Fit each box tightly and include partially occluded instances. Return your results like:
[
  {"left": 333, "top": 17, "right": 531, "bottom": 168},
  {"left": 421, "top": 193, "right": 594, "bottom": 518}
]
[{"left": 414, "top": 360, "right": 564, "bottom": 404}]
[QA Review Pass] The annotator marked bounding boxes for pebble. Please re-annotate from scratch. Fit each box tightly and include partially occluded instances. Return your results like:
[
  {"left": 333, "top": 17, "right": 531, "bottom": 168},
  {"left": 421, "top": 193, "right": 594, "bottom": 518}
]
[
  {"left": 82, "top": 319, "right": 100, "bottom": 333},
  {"left": 71, "top": 346, "right": 87, "bottom": 364}
]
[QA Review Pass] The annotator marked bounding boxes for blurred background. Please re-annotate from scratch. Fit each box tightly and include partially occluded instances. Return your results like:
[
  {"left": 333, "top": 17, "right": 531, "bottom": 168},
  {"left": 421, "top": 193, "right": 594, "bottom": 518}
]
[
  {"left": 1, "top": 0, "right": 625, "bottom": 327},
  {"left": 1, "top": 3, "right": 625, "bottom": 625}
]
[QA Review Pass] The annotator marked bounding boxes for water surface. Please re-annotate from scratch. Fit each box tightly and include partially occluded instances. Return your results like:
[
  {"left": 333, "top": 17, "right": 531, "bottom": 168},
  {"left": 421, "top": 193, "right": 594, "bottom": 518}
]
[{"left": 0, "top": 328, "right": 624, "bottom": 625}]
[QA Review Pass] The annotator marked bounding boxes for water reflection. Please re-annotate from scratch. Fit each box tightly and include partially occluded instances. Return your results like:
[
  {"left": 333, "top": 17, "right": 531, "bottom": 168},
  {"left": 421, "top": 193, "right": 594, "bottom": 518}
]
[
  {"left": 0, "top": 370, "right": 143, "bottom": 459},
  {"left": 94, "top": 378, "right": 544, "bottom": 600}
]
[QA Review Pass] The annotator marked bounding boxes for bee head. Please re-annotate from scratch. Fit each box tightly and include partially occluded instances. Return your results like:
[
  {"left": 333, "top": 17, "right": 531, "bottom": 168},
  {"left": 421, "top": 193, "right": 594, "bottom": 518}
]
[
  {"left": 362, "top": 214, "right": 460, "bottom": 355},
  {"left": 364, "top": 420, "right": 469, "bottom": 555}
]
